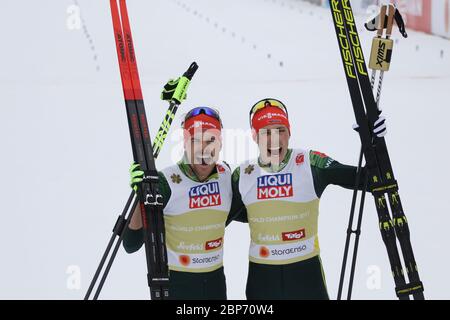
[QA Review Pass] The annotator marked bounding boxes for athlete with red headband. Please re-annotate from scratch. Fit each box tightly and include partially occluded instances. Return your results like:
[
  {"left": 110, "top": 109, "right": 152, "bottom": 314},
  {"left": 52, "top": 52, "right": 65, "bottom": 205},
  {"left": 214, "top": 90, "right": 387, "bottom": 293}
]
[
  {"left": 123, "top": 99, "right": 244, "bottom": 298},
  {"left": 231, "top": 98, "right": 386, "bottom": 300}
]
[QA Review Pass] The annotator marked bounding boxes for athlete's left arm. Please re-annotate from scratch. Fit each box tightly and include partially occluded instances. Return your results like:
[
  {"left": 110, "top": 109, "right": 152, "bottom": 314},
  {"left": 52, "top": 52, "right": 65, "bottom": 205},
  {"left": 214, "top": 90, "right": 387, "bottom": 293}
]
[{"left": 309, "top": 150, "right": 368, "bottom": 198}]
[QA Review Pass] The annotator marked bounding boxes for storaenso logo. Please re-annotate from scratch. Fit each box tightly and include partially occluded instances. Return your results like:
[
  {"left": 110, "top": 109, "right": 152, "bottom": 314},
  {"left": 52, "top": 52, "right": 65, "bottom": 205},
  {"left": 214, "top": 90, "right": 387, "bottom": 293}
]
[
  {"left": 271, "top": 244, "right": 308, "bottom": 256},
  {"left": 331, "top": 0, "right": 356, "bottom": 79},
  {"left": 189, "top": 182, "right": 222, "bottom": 209},
  {"left": 376, "top": 42, "right": 386, "bottom": 68},
  {"left": 192, "top": 255, "right": 221, "bottom": 264},
  {"left": 342, "top": 0, "right": 368, "bottom": 76}
]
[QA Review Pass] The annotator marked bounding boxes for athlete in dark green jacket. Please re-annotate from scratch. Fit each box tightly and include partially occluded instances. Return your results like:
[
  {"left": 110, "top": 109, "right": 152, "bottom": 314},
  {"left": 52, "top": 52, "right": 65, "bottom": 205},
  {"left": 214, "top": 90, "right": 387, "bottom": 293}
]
[
  {"left": 228, "top": 98, "right": 386, "bottom": 300},
  {"left": 123, "top": 107, "right": 244, "bottom": 300},
  {"left": 230, "top": 148, "right": 368, "bottom": 299}
]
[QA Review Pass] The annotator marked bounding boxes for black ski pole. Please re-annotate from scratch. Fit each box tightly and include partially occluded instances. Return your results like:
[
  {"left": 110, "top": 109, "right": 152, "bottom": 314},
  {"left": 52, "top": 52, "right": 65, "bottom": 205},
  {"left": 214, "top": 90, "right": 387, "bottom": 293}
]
[
  {"left": 346, "top": 170, "right": 368, "bottom": 299},
  {"left": 84, "top": 191, "right": 135, "bottom": 300},
  {"left": 93, "top": 197, "right": 139, "bottom": 299},
  {"left": 337, "top": 147, "right": 364, "bottom": 299}
]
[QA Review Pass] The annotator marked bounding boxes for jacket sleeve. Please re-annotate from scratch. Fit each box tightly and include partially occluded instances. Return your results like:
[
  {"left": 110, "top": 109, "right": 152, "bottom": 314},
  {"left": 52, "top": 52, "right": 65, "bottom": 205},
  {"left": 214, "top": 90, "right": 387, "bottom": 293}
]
[
  {"left": 309, "top": 150, "right": 368, "bottom": 198},
  {"left": 226, "top": 167, "right": 248, "bottom": 225}
]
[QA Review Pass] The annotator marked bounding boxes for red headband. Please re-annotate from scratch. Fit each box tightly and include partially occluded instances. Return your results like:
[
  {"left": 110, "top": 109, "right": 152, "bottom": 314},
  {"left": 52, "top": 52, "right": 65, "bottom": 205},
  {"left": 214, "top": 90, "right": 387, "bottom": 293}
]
[
  {"left": 183, "top": 113, "right": 222, "bottom": 138},
  {"left": 251, "top": 106, "right": 290, "bottom": 134}
]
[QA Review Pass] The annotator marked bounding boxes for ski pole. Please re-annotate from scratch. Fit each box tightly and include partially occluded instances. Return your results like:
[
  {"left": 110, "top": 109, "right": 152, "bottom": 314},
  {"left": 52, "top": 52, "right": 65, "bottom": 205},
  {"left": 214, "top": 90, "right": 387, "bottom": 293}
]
[
  {"left": 153, "top": 62, "right": 198, "bottom": 158},
  {"left": 370, "top": 5, "right": 387, "bottom": 89},
  {"left": 84, "top": 191, "right": 135, "bottom": 300},
  {"left": 375, "top": 5, "right": 395, "bottom": 107}
]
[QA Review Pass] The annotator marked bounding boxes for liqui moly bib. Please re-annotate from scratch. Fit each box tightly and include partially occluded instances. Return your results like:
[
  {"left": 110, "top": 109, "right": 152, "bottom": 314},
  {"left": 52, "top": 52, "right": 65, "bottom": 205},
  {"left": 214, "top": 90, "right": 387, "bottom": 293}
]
[
  {"left": 189, "top": 182, "right": 222, "bottom": 209},
  {"left": 257, "top": 173, "right": 293, "bottom": 199}
]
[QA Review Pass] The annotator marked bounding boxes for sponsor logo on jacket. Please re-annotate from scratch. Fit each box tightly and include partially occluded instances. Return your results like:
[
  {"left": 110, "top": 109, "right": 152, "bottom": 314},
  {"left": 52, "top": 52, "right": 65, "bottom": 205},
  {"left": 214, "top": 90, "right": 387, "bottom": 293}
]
[
  {"left": 257, "top": 173, "right": 293, "bottom": 199},
  {"left": 259, "top": 246, "right": 270, "bottom": 258},
  {"left": 258, "top": 244, "right": 309, "bottom": 258},
  {"left": 295, "top": 153, "right": 304, "bottom": 165},
  {"left": 189, "top": 182, "right": 221, "bottom": 208},
  {"left": 258, "top": 233, "right": 281, "bottom": 242},
  {"left": 179, "top": 255, "right": 191, "bottom": 266},
  {"left": 178, "top": 253, "right": 222, "bottom": 266},
  {"left": 282, "top": 228, "right": 306, "bottom": 241},
  {"left": 205, "top": 237, "right": 223, "bottom": 250},
  {"left": 216, "top": 164, "right": 225, "bottom": 173},
  {"left": 177, "top": 242, "right": 203, "bottom": 251}
]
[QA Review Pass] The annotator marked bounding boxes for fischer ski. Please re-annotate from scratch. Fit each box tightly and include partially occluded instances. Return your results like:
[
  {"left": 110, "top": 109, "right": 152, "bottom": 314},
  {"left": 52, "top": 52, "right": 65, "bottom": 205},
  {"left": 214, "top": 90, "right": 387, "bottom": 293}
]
[{"left": 329, "top": 0, "right": 424, "bottom": 300}]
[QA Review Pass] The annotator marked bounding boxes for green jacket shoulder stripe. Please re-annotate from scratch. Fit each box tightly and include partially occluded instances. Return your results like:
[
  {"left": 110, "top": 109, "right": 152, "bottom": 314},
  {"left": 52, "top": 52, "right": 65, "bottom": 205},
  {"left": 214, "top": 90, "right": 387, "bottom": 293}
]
[{"left": 309, "top": 150, "right": 335, "bottom": 169}]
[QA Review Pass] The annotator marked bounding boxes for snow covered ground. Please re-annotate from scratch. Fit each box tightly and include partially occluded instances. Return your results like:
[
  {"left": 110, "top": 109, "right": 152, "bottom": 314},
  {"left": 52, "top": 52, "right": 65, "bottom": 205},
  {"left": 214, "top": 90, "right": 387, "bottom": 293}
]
[{"left": 0, "top": 0, "right": 449, "bottom": 299}]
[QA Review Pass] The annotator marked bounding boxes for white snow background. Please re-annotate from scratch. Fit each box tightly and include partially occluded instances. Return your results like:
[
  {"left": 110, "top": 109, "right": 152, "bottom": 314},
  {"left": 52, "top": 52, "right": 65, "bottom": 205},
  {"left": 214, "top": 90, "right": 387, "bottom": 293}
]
[{"left": 0, "top": 0, "right": 449, "bottom": 299}]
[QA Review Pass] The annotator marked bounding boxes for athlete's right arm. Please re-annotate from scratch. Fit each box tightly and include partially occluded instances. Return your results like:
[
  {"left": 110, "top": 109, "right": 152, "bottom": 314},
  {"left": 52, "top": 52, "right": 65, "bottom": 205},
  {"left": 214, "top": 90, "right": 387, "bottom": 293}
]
[{"left": 122, "top": 163, "right": 171, "bottom": 253}]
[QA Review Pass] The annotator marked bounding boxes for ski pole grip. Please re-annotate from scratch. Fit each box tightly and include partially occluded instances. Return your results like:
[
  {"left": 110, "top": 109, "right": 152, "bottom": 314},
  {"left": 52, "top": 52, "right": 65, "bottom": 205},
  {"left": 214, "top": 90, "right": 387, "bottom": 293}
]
[{"left": 183, "top": 62, "right": 199, "bottom": 80}]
